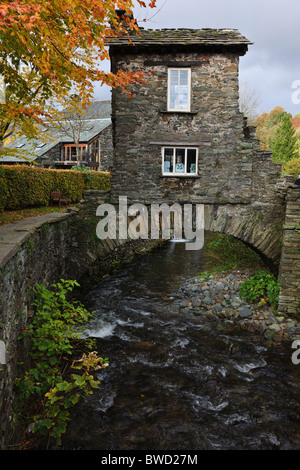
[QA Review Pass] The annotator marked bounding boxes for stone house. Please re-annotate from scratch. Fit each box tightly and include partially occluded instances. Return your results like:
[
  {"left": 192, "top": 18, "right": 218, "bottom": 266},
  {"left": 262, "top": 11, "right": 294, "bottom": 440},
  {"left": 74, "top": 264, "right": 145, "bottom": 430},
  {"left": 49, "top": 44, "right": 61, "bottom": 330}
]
[
  {"left": 2, "top": 100, "right": 113, "bottom": 171},
  {"left": 108, "top": 21, "right": 256, "bottom": 205}
]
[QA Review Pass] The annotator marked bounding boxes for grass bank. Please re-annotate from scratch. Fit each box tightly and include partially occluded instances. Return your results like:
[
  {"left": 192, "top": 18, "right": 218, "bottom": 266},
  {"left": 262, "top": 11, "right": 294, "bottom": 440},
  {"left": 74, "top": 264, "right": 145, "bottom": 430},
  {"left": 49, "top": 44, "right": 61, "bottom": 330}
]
[
  {"left": 0, "top": 206, "right": 71, "bottom": 226},
  {"left": 199, "top": 232, "right": 267, "bottom": 277}
]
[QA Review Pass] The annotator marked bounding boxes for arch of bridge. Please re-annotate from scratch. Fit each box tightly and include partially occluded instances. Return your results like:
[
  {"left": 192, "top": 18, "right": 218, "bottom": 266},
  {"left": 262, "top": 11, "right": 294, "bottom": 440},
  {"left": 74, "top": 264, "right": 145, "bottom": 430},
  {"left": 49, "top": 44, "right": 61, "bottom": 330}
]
[{"left": 204, "top": 204, "right": 284, "bottom": 267}]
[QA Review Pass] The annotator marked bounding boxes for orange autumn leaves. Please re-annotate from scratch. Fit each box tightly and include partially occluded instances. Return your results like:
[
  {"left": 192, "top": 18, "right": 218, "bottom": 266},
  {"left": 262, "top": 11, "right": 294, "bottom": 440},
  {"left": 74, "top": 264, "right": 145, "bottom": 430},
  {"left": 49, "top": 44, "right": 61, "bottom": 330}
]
[
  {"left": 0, "top": 2, "right": 43, "bottom": 29},
  {"left": 0, "top": 0, "right": 156, "bottom": 146},
  {"left": 0, "top": 0, "right": 156, "bottom": 86}
]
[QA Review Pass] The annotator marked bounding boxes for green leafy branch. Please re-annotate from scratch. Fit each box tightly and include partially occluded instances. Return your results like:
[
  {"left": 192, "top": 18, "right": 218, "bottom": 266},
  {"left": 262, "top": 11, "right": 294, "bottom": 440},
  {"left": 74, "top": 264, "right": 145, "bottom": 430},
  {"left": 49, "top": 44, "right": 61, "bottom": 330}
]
[{"left": 17, "top": 279, "right": 108, "bottom": 447}]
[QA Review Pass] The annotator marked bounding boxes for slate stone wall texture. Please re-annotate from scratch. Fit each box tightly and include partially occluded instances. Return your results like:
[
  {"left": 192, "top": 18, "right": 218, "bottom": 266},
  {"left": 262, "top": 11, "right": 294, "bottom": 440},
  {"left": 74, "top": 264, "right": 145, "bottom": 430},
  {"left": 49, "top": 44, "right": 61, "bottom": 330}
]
[
  {"left": 39, "top": 142, "right": 62, "bottom": 167},
  {"left": 100, "top": 124, "right": 114, "bottom": 171},
  {"left": 110, "top": 49, "right": 249, "bottom": 204},
  {"left": 278, "top": 187, "right": 300, "bottom": 319}
]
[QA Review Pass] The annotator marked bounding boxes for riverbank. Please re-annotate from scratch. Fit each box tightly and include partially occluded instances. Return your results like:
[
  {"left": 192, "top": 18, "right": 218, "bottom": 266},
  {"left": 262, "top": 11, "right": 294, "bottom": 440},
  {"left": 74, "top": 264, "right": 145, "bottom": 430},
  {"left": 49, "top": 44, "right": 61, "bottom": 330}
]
[{"left": 165, "top": 269, "right": 300, "bottom": 343}]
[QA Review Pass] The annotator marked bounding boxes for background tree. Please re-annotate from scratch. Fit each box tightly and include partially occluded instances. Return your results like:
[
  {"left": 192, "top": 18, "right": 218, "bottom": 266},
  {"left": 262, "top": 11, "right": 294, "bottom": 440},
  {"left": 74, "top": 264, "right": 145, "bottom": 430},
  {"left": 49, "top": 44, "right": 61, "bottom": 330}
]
[
  {"left": 253, "top": 112, "right": 271, "bottom": 149},
  {"left": 254, "top": 106, "right": 288, "bottom": 150},
  {"left": 271, "top": 113, "right": 298, "bottom": 163},
  {"left": 50, "top": 95, "right": 97, "bottom": 164},
  {"left": 294, "top": 127, "right": 300, "bottom": 156},
  {"left": 239, "top": 81, "right": 263, "bottom": 125},
  {"left": 0, "top": 0, "right": 156, "bottom": 153}
]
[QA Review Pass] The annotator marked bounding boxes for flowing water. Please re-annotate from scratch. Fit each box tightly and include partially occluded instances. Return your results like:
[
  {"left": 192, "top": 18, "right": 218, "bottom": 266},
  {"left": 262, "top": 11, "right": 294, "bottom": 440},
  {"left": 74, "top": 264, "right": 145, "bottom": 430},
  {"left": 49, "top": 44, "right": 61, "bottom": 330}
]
[{"left": 62, "top": 236, "right": 300, "bottom": 450}]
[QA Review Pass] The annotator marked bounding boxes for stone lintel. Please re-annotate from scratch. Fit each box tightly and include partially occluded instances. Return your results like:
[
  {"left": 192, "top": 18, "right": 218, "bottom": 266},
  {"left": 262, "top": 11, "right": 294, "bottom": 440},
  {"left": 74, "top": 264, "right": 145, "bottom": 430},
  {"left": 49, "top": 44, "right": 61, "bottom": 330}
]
[{"left": 150, "top": 141, "right": 212, "bottom": 146}]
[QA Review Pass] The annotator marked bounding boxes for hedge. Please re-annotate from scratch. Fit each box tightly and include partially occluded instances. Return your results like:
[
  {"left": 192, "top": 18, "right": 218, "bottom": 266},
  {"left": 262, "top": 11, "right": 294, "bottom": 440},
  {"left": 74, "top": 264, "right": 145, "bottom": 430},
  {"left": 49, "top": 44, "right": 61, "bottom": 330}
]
[
  {"left": 71, "top": 168, "right": 111, "bottom": 191},
  {"left": 0, "top": 166, "right": 111, "bottom": 212}
]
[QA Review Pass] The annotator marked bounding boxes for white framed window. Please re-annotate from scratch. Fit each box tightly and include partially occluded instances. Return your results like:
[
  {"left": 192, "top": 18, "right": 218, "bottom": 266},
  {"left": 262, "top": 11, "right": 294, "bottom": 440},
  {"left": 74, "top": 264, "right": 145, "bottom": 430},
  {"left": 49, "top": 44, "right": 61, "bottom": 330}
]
[
  {"left": 167, "top": 68, "right": 191, "bottom": 112},
  {"left": 162, "top": 147, "right": 198, "bottom": 176}
]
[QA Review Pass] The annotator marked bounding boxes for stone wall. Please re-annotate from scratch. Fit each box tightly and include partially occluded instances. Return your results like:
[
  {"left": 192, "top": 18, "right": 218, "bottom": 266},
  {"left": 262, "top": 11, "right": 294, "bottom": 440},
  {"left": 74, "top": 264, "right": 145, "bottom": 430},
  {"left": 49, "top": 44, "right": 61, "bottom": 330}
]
[
  {"left": 100, "top": 124, "right": 113, "bottom": 172},
  {"left": 278, "top": 186, "right": 300, "bottom": 320},
  {"left": 39, "top": 142, "right": 62, "bottom": 167},
  {"left": 251, "top": 149, "right": 290, "bottom": 219},
  {"left": 64, "top": 190, "right": 155, "bottom": 288},
  {"left": 0, "top": 213, "right": 72, "bottom": 449}
]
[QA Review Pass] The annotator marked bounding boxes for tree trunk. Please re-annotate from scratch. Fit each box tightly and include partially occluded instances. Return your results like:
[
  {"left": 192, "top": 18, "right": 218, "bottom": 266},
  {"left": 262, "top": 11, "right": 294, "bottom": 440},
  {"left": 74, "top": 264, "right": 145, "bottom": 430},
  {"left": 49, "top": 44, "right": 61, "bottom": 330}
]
[{"left": 75, "top": 141, "right": 81, "bottom": 166}]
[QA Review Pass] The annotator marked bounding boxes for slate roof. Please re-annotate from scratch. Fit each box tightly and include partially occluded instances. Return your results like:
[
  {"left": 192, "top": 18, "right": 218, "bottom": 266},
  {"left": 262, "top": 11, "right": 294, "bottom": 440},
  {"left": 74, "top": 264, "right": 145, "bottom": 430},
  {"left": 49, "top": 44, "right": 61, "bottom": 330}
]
[
  {"left": 78, "top": 99, "right": 111, "bottom": 119},
  {"left": 2, "top": 101, "right": 112, "bottom": 163},
  {"left": 108, "top": 28, "right": 252, "bottom": 48}
]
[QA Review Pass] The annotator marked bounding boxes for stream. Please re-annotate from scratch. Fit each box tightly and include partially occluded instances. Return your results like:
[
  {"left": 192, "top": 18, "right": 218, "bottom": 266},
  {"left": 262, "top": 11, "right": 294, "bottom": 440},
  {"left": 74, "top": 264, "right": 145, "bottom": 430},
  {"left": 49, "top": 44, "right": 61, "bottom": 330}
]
[{"left": 62, "top": 234, "right": 300, "bottom": 451}]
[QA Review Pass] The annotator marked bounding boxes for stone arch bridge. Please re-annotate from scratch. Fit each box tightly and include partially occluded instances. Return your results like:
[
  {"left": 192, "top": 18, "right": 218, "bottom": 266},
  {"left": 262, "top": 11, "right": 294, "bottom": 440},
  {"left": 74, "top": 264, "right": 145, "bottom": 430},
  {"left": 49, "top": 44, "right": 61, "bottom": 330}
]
[
  {"left": 108, "top": 149, "right": 300, "bottom": 319},
  {"left": 79, "top": 148, "right": 300, "bottom": 319}
]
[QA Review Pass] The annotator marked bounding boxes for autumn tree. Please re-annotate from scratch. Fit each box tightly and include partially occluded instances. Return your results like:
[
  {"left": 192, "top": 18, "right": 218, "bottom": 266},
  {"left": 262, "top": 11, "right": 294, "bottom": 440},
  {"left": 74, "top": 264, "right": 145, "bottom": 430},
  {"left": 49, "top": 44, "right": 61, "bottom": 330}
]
[
  {"left": 254, "top": 106, "right": 287, "bottom": 150},
  {"left": 0, "top": 0, "right": 156, "bottom": 153},
  {"left": 294, "top": 127, "right": 300, "bottom": 156},
  {"left": 271, "top": 113, "right": 298, "bottom": 163}
]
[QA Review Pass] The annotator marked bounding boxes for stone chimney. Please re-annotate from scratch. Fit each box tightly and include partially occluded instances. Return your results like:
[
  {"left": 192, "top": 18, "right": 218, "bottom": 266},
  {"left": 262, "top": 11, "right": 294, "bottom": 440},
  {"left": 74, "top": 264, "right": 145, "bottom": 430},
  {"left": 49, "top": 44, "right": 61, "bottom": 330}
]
[{"left": 112, "top": 9, "right": 138, "bottom": 32}]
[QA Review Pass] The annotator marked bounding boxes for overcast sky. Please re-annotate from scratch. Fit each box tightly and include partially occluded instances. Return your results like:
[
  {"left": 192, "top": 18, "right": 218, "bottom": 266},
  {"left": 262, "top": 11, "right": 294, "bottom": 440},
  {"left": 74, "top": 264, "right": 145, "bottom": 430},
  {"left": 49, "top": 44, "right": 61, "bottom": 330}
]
[{"left": 95, "top": 0, "right": 300, "bottom": 116}]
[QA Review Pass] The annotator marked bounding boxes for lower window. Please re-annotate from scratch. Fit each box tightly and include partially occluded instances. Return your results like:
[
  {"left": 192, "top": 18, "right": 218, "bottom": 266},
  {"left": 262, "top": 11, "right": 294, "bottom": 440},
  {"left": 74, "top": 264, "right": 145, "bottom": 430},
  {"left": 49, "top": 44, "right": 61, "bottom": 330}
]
[{"left": 162, "top": 147, "right": 198, "bottom": 176}]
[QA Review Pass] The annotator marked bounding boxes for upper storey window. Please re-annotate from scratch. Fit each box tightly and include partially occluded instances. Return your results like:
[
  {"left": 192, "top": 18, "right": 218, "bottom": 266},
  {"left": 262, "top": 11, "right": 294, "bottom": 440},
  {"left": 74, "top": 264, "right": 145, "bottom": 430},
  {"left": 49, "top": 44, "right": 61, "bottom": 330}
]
[{"left": 167, "top": 68, "right": 191, "bottom": 112}]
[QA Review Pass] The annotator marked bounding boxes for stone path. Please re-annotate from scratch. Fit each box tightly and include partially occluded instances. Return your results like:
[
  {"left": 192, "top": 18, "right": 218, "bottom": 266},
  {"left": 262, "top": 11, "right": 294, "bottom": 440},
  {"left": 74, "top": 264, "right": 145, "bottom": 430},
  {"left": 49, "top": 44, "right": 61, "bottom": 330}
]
[{"left": 165, "top": 270, "right": 300, "bottom": 343}]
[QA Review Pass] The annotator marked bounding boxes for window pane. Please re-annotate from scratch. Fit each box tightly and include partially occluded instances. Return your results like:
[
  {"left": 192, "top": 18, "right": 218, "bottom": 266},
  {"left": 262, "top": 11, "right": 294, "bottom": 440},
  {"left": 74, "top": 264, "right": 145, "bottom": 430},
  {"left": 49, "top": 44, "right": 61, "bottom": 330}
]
[
  {"left": 179, "top": 70, "right": 188, "bottom": 110},
  {"left": 175, "top": 148, "right": 185, "bottom": 173},
  {"left": 163, "top": 148, "right": 174, "bottom": 173},
  {"left": 91, "top": 148, "right": 99, "bottom": 162},
  {"left": 89, "top": 138, "right": 100, "bottom": 162},
  {"left": 180, "top": 70, "right": 188, "bottom": 85},
  {"left": 169, "top": 70, "right": 179, "bottom": 110},
  {"left": 187, "top": 149, "right": 197, "bottom": 173},
  {"left": 71, "top": 147, "right": 77, "bottom": 161},
  {"left": 168, "top": 69, "right": 190, "bottom": 111},
  {"left": 162, "top": 147, "right": 197, "bottom": 175},
  {"left": 90, "top": 137, "right": 100, "bottom": 150}
]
